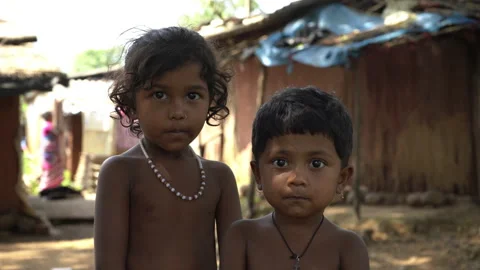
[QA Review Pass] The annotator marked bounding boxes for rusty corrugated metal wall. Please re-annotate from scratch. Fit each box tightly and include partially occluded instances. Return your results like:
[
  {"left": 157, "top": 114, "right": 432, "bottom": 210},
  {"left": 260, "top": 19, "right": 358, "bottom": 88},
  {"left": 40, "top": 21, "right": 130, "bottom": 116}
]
[
  {"left": 200, "top": 33, "right": 478, "bottom": 195},
  {"left": 358, "top": 37, "right": 475, "bottom": 194}
]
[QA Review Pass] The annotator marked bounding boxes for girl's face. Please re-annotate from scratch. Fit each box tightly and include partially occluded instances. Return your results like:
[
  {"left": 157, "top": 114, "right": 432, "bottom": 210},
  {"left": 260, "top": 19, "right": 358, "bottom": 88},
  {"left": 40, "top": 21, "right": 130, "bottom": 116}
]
[{"left": 135, "top": 62, "right": 210, "bottom": 152}]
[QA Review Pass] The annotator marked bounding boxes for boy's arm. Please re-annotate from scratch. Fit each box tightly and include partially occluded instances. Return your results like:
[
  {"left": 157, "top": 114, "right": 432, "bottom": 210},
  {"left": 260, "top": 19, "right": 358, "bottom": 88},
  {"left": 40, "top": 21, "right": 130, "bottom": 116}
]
[
  {"left": 219, "top": 220, "right": 247, "bottom": 270},
  {"left": 340, "top": 230, "right": 370, "bottom": 270},
  {"left": 94, "top": 156, "right": 130, "bottom": 270},
  {"left": 214, "top": 162, "right": 242, "bottom": 258}
]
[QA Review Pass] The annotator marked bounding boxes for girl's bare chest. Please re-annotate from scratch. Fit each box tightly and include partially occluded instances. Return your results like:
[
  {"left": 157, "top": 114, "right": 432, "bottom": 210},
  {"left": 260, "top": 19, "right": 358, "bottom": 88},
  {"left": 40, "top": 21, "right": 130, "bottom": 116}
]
[{"left": 129, "top": 173, "right": 220, "bottom": 219}]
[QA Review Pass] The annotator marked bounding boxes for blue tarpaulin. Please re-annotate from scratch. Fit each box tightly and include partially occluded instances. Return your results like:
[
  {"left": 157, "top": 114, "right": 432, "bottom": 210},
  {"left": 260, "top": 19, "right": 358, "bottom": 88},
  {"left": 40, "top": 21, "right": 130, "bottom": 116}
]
[{"left": 254, "top": 3, "right": 477, "bottom": 69}]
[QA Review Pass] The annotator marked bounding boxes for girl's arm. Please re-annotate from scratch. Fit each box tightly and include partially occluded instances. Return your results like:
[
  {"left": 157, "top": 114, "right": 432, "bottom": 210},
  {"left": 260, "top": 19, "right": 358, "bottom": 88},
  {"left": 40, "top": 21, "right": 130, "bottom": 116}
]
[
  {"left": 94, "top": 156, "right": 130, "bottom": 270},
  {"left": 214, "top": 162, "right": 242, "bottom": 259},
  {"left": 219, "top": 220, "right": 247, "bottom": 270},
  {"left": 340, "top": 230, "right": 370, "bottom": 270}
]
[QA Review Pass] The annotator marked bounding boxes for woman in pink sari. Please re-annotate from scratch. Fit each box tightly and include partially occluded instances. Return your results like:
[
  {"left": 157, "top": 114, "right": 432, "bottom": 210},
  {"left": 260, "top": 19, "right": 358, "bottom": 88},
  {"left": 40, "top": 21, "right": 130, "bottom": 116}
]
[{"left": 39, "top": 111, "right": 80, "bottom": 199}]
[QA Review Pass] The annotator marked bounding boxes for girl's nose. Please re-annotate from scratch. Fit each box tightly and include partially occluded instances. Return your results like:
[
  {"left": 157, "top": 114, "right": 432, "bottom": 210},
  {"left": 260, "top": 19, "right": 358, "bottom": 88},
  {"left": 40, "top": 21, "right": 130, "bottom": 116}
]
[
  {"left": 169, "top": 111, "right": 187, "bottom": 120},
  {"left": 168, "top": 99, "right": 187, "bottom": 120}
]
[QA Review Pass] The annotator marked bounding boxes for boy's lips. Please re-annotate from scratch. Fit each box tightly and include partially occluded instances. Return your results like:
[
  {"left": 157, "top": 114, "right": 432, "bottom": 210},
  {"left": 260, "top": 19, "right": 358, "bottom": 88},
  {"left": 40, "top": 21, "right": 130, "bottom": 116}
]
[{"left": 284, "top": 195, "right": 309, "bottom": 200}]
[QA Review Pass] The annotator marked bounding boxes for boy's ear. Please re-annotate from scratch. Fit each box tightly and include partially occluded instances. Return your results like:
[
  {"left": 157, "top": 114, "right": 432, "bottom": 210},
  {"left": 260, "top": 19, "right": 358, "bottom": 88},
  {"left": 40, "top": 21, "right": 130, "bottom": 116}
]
[
  {"left": 337, "top": 165, "right": 354, "bottom": 193},
  {"left": 250, "top": 161, "right": 262, "bottom": 186}
]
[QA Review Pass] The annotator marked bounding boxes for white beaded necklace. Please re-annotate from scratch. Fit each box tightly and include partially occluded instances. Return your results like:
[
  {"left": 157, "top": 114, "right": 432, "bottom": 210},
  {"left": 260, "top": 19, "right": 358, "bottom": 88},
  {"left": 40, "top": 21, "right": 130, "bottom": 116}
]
[{"left": 139, "top": 140, "right": 206, "bottom": 201}]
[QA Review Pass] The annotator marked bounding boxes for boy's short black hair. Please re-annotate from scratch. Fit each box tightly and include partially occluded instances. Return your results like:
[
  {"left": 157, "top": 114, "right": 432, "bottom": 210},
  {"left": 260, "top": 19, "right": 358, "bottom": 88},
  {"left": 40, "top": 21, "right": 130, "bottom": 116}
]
[
  {"left": 251, "top": 86, "right": 353, "bottom": 167},
  {"left": 109, "top": 26, "right": 232, "bottom": 136}
]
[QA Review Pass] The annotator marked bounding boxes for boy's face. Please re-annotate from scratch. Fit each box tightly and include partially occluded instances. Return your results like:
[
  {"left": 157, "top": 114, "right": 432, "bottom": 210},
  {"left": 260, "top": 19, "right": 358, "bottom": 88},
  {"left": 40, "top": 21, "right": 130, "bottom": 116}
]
[{"left": 251, "top": 134, "right": 353, "bottom": 218}]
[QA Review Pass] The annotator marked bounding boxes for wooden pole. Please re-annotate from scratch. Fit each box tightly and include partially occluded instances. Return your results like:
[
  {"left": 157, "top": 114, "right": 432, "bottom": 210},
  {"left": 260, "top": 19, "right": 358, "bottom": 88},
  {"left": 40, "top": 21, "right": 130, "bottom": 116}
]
[
  {"left": 472, "top": 46, "right": 480, "bottom": 203},
  {"left": 247, "top": 62, "right": 267, "bottom": 219},
  {"left": 352, "top": 60, "right": 363, "bottom": 221},
  {"left": 245, "top": 0, "right": 251, "bottom": 17}
]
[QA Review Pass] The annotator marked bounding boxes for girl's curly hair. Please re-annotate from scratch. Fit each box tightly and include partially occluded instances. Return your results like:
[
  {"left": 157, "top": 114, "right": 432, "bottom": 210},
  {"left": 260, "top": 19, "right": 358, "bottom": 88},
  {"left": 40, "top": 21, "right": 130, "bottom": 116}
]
[{"left": 108, "top": 27, "right": 232, "bottom": 137}]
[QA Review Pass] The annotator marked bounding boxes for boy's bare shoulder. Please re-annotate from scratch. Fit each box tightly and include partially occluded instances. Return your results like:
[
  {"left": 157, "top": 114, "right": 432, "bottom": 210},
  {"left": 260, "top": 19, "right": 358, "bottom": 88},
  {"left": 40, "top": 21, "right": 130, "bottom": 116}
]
[
  {"left": 326, "top": 219, "right": 369, "bottom": 268},
  {"left": 228, "top": 214, "right": 272, "bottom": 236},
  {"left": 326, "top": 219, "right": 366, "bottom": 247}
]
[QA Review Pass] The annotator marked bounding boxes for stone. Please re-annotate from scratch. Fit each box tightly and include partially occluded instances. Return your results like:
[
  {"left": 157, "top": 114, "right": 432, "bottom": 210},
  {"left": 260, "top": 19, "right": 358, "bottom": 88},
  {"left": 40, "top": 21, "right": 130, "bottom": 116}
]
[
  {"left": 445, "top": 193, "right": 456, "bottom": 205},
  {"left": 359, "top": 185, "right": 369, "bottom": 196},
  {"left": 345, "top": 186, "right": 367, "bottom": 204},
  {"left": 15, "top": 215, "right": 38, "bottom": 233},
  {"left": 0, "top": 211, "right": 18, "bottom": 231},
  {"left": 467, "top": 246, "right": 479, "bottom": 260},
  {"left": 383, "top": 193, "right": 398, "bottom": 205},
  {"left": 365, "top": 192, "right": 384, "bottom": 205},
  {"left": 406, "top": 192, "right": 424, "bottom": 207},
  {"left": 421, "top": 190, "right": 447, "bottom": 207},
  {"left": 396, "top": 194, "right": 406, "bottom": 204}
]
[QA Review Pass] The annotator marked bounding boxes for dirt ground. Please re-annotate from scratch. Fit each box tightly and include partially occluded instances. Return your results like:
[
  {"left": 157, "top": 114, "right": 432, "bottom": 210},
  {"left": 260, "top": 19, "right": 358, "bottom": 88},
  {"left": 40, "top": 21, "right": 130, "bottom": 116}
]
[{"left": 0, "top": 201, "right": 479, "bottom": 270}]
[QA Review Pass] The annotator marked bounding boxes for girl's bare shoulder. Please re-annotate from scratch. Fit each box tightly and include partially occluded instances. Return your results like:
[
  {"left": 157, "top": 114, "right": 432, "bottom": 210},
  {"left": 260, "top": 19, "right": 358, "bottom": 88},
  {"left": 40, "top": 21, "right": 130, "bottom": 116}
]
[{"left": 199, "top": 158, "right": 236, "bottom": 184}]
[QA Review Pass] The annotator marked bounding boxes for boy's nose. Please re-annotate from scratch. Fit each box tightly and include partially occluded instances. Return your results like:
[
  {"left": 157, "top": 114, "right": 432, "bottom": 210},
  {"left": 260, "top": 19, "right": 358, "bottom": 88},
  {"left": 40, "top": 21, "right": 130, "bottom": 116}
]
[{"left": 286, "top": 169, "right": 307, "bottom": 186}]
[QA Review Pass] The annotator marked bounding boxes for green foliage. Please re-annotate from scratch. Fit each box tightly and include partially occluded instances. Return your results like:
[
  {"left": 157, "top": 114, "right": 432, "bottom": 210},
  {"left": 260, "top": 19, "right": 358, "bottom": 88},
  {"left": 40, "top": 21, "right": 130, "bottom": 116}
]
[
  {"left": 61, "top": 170, "right": 82, "bottom": 191},
  {"left": 179, "top": 0, "right": 259, "bottom": 28},
  {"left": 73, "top": 46, "right": 123, "bottom": 73},
  {"left": 22, "top": 153, "right": 41, "bottom": 195},
  {"left": 22, "top": 154, "right": 81, "bottom": 195}
]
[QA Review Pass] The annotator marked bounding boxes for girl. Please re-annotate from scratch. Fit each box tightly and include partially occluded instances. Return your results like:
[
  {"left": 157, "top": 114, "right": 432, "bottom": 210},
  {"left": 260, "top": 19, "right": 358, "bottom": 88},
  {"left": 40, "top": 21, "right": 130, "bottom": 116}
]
[{"left": 94, "top": 27, "right": 242, "bottom": 270}]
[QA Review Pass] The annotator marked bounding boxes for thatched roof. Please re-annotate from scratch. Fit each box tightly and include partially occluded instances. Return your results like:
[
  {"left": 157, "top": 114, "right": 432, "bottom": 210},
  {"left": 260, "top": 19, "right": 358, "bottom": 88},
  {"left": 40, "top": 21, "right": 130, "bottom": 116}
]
[
  {"left": 68, "top": 66, "right": 119, "bottom": 81},
  {"left": 0, "top": 19, "right": 37, "bottom": 45},
  {"left": 0, "top": 44, "right": 63, "bottom": 76},
  {"left": 0, "top": 20, "right": 68, "bottom": 97}
]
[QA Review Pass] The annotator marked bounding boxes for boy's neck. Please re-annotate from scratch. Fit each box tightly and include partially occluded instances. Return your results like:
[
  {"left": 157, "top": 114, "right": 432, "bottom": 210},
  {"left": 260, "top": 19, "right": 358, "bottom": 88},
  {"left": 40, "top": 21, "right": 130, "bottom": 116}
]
[
  {"left": 141, "top": 138, "right": 193, "bottom": 161},
  {"left": 273, "top": 210, "right": 325, "bottom": 229}
]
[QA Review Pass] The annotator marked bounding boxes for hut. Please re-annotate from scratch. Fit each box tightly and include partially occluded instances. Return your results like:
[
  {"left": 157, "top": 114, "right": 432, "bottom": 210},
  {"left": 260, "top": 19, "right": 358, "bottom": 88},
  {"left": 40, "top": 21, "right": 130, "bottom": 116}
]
[
  {"left": 0, "top": 20, "right": 68, "bottom": 232},
  {"left": 196, "top": 0, "right": 480, "bottom": 201}
]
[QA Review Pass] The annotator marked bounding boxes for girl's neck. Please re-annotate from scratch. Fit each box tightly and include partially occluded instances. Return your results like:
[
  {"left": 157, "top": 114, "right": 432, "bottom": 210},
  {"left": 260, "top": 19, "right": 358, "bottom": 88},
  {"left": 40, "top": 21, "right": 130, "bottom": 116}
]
[
  {"left": 141, "top": 138, "right": 193, "bottom": 161},
  {"left": 273, "top": 210, "right": 325, "bottom": 230}
]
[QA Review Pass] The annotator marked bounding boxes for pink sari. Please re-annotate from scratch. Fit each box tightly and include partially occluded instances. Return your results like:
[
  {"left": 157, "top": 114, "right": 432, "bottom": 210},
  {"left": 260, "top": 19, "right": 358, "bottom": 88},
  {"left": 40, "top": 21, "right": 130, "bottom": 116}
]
[{"left": 39, "top": 121, "right": 64, "bottom": 191}]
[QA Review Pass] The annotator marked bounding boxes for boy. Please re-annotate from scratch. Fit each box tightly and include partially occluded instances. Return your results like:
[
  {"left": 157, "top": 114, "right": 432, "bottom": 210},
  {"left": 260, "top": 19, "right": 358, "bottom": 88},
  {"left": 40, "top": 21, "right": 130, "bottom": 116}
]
[{"left": 220, "top": 86, "right": 369, "bottom": 270}]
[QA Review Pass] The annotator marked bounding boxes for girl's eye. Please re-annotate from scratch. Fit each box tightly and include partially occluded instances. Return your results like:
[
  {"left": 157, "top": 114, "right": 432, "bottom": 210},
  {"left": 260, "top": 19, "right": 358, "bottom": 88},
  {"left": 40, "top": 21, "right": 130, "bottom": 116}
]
[
  {"left": 153, "top": 92, "right": 166, "bottom": 100},
  {"left": 187, "top": 93, "right": 200, "bottom": 100},
  {"left": 273, "top": 159, "right": 288, "bottom": 168},
  {"left": 310, "top": 159, "right": 326, "bottom": 169}
]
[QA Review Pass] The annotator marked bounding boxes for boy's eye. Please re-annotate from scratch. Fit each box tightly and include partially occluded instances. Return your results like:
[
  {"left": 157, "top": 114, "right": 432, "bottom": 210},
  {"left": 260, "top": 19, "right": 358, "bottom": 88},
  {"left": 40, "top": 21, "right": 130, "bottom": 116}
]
[
  {"left": 310, "top": 159, "right": 325, "bottom": 169},
  {"left": 187, "top": 93, "right": 200, "bottom": 100},
  {"left": 273, "top": 159, "right": 288, "bottom": 168},
  {"left": 153, "top": 91, "right": 166, "bottom": 99}
]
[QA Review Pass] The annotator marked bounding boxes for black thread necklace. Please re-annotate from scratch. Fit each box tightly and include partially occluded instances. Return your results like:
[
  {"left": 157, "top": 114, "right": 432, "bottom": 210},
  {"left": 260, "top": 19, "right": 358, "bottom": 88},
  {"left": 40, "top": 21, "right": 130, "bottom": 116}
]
[{"left": 272, "top": 211, "right": 325, "bottom": 270}]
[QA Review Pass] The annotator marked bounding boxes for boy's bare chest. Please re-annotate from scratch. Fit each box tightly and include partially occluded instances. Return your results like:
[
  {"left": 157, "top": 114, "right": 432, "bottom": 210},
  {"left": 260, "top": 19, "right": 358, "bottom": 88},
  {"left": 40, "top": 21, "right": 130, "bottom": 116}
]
[{"left": 247, "top": 233, "right": 341, "bottom": 270}]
